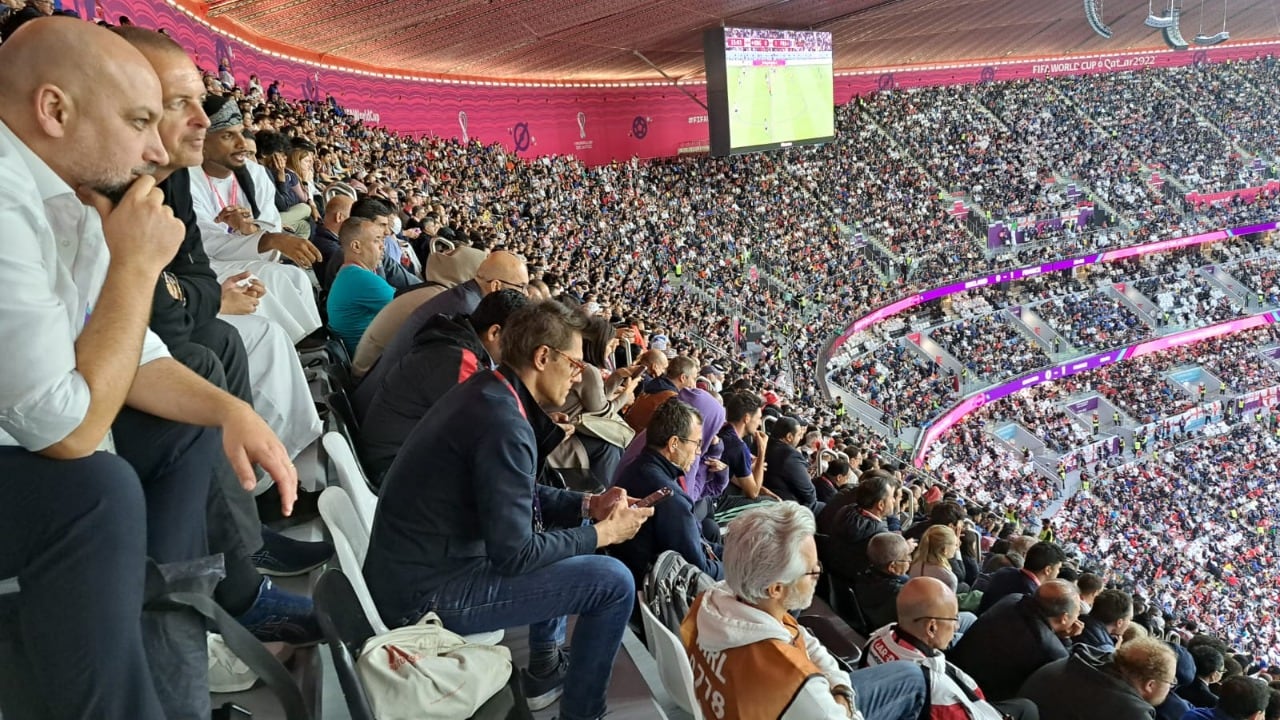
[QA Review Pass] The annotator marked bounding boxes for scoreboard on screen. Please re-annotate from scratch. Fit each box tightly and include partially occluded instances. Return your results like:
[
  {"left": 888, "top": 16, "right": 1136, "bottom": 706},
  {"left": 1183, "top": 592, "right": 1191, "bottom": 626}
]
[{"left": 704, "top": 27, "right": 835, "bottom": 156}]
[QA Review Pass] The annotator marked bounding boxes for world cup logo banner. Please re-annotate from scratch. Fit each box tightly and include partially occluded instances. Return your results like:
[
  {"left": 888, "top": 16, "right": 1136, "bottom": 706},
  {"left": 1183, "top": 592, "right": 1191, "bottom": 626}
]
[
  {"left": 458, "top": 111, "right": 469, "bottom": 144},
  {"left": 574, "top": 111, "right": 593, "bottom": 151}
]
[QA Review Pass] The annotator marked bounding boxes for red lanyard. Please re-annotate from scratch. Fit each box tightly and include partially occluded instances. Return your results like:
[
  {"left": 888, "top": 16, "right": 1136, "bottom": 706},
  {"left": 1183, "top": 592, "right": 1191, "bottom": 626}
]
[
  {"left": 203, "top": 171, "right": 240, "bottom": 212},
  {"left": 492, "top": 370, "right": 527, "bottom": 419},
  {"left": 493, "top": 370, "right": 540, "bottom": 530}
]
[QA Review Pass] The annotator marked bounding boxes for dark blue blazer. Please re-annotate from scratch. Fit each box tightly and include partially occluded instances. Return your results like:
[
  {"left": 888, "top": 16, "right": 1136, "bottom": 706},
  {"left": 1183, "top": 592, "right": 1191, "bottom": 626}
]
[
  {"left": 612, "top": 449, "right": 723, "bottom": 587},
  {"left": 364, "top": 367, "right": 595, "bottom": 627},
  {"left": 977, "top": 566, "right": 1040, "bottom": 614}
]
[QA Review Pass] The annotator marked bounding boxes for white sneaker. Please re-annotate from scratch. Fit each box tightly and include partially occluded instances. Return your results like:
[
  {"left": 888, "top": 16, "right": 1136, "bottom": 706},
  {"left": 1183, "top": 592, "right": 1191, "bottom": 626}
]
[{"left": 208, "top": 632, "right": 258, "bottom": 693}]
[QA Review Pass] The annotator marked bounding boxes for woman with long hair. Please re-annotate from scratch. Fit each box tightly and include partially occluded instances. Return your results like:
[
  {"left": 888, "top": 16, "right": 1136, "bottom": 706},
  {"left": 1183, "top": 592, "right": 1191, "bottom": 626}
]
[{"left": 909, "top": 525, "right": 961, "bottom": 592}]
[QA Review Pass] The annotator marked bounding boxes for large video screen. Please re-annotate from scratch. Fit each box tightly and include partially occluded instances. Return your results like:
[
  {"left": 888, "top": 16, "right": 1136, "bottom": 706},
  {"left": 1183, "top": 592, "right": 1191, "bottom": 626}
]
[{"left": 704, "top": 27, "right": 835, "bottom": 156}]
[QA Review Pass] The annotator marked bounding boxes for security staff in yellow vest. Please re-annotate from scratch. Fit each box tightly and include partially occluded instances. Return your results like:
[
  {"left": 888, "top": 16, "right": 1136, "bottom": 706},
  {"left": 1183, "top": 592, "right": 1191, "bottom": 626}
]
[{"left": 681, "top": 502, "right": 927, "bottom": 720}]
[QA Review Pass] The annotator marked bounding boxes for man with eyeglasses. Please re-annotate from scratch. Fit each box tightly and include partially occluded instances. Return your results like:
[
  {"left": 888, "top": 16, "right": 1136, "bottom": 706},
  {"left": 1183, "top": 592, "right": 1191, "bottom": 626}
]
[
  {"left": 1019, "top": 636, "right": 1178, "bottom": 720},
  {"left": 365, "top": 300, "right": 653, "bottom": 720},
  {"left": 683, "top": 501, "right": 928, "bottom": 720},
  {"left": 351, "top": 249, "right": 528, "bottom": 416},
  {"left": 863, "top": 578, "right": 1038, "bottom": 720},
  {"left": 613, "top": 399, "right": 724, "bottom": 587},
  {"left": 852, "top": 532, "right": 913, "bottom": 633}
]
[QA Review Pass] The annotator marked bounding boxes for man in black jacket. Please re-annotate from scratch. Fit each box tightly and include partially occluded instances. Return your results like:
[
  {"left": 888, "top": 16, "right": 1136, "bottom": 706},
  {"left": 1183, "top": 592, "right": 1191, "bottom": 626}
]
[
  {"left": 123, "top": 26, "right": 329, "bottom": 643},
  {"left": 1019, "top": 638, "right": 1178, "bottom": 720},
  {"left": 1077, "top": 588, "right": 1133, "bottom": 653},
  {"left": 763, "top": 415, "right": 816, "bottom": 508},
  {"left": 612, "top": 399, "right": 724, "bottom": 588},
  {"left": 948, "top": 579, "right": 1082, "bottom": 701},
  {"left": 360, "top": 288, "right": 528, "bottom": 481},
  {"left": 977, "top": 541, "right": 1067, "bottom": 614},
  {"left": 819, "top": 471, "right": 899, "bottom": 581},
  {"left": 1177, "top": 645, "right": 1223, "bottom": 709},
  {"left": 852, "top": 532, "right": 912, "bottom": 633},
  {"left": 351, "top": 249, "right": 528, "bottom": 419},
  {"left": 364, "top": 301, "right": 653, "bottom": 718}
]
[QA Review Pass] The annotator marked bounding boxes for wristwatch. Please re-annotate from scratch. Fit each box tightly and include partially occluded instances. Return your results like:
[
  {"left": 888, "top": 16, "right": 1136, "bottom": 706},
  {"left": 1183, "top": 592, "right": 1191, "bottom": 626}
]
[
  {"left": 581, "top": 493, "right": 593, "bottom": 521},
  {"left": 831, "top": 685, "right": 855, "bottom": 718}
]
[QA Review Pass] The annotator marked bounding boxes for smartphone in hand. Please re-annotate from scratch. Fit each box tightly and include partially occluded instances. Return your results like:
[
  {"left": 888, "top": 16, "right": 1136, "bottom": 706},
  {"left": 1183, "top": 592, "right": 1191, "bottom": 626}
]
[{"left": 630, "top": 487, "right": 674, "bottom": 509}]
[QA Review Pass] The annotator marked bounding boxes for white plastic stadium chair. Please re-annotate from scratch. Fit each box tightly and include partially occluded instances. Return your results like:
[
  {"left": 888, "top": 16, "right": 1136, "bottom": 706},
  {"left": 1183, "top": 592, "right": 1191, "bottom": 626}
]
[
  {"left": 321, "top": 431, "right": 378, "bottom": 532},
  {"left": 317, "top": 486, "right": 502, "bottom": 646},
  {"left": 638, "top": 592, "right": 703, "bottom": 719}
]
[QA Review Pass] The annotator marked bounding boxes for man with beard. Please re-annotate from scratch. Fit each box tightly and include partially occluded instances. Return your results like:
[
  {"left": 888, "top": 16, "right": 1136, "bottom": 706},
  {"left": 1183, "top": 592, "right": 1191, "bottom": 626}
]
[
  {"left": 188, "top": 93, "right": 323, "bottom": 343},
  {"left": 682, "top": 502, "right": 928, "bottom": 720},
  {"left": 0, "top": 18, "right": 296, "bottom": 718}
]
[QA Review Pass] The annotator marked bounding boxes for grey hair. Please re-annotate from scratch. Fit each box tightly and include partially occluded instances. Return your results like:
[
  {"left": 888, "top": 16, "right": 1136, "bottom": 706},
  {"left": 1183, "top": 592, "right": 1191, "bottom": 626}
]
[
  {"left": 723, "top": 502, "right": 815, "bottom": 604},
  {"left": 866, "top": 532, "right": 909, "bottom": 570}
]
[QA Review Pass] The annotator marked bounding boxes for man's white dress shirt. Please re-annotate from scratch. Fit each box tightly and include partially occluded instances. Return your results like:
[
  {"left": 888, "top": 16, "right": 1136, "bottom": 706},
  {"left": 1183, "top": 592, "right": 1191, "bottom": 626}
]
[{"left": 0, "top": 119, "right": 169, "bottom": 451}]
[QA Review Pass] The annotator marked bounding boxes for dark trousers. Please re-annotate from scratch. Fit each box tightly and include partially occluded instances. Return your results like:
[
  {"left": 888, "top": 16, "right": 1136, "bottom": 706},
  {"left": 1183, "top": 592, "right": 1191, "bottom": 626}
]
[
  {"left": 166, "top": 335, "right": 267, "bottom": 612},
  {"left": 692, "top": 495, "right": 720, "bottom": 543},
  {"left": 0, "top": 414, "right": 217, "bottom": 720},
  {"left": 168, "top": 329, "right": 263, "bottom": 560},
  {"left": 189, "top": 318, "right": 253, "bottom": 406},
  {"left": 993, "top": 697, "right": 1039, "bottom": 720}
]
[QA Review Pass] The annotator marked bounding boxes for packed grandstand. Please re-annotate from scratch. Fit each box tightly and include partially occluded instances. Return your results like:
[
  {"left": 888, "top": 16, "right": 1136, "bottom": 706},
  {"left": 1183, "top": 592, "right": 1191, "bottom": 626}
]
[
  {"left": 4, "top": 2, "right": 1280, "bottom": 719},
  {"left": 243, "top": 49, "right": 1280, "bottom": 677}
]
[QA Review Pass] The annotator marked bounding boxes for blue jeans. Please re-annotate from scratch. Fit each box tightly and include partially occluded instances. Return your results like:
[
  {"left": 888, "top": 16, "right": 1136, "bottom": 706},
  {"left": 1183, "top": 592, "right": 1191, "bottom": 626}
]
[
  {"left": 848, "top": 661, "right": 928, "bottom": 720},
  {"left": 411, "top": 554, "right": 634, "bottom": 720}
]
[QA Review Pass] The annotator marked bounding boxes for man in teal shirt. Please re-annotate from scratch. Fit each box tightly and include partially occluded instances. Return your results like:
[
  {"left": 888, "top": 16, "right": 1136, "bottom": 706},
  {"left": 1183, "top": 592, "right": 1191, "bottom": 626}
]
[{"left": 327, "top": 216, "right": 395, "bottom": 351}]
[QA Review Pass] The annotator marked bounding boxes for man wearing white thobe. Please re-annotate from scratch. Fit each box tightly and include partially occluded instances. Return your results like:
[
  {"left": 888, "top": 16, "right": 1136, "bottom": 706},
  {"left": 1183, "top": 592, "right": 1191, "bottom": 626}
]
[{"left": 188, "top": 94, "right": 323, "bottom": 343}]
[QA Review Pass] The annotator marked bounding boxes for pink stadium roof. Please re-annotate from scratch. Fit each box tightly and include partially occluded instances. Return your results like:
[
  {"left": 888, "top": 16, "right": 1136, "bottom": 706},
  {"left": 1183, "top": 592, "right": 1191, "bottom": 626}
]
[{"left": 189, "top": 0, "right": 1280, "bottom": 82}]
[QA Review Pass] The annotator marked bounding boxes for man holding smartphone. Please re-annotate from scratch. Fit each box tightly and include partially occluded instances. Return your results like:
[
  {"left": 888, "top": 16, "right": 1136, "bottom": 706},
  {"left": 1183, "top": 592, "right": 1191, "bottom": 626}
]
[{"left": 613, "top": 399, "right": 725, "bottom": 588}]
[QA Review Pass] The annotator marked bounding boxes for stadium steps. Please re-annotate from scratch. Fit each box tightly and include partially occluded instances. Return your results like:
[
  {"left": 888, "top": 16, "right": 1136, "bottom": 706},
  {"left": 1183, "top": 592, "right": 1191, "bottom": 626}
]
[
  {"left": 1001, "top": 305, "right": 1071, "bottom": 359},
  {"left": 1101, "top": 283, "right": 1162, "bottom": 334},
  {"left": 1208, "top": 261, "right": 1276, "bottom": 311},
  {"left": 909, "top": 329, "right": 969, "bottom": 382},
  {"left": 827, "top": 384, "right": 895, "bottom": 438},
  {"left": 502, "top": 623, "right": 673, "bottom": 720},
  {"left": 1146, "top": 73, "right": 1258, "bottom": 163}
]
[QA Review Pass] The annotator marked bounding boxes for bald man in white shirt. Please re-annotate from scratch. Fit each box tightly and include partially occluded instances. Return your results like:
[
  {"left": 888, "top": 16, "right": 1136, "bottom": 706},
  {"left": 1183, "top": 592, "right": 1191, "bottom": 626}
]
[{"left": 0, "top": 18, "right": 296, "bottom": 720}]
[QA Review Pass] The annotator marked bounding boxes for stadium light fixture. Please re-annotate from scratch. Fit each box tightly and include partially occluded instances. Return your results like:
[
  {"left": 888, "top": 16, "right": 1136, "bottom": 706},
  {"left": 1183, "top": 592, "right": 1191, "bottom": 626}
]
[
  {"left": 1193, "top": 0, "right": 1230, "bottom": 45},
  {"left": 1162, "top": 4, "right": 1189, "bottom": 50},
  {"left": 1084, "top": 0, "right": 1114, "bottom": 38},
  {"left": 1145, "top": 0, "right": 1175, "bottom": 27}
]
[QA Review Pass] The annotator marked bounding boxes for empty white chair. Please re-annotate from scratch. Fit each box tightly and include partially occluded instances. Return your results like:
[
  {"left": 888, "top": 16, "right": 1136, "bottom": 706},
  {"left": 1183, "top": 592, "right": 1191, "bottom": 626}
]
[
  {"left": 638, "top": 593, "right": 702, "bottom": 719},
  {"left": 317, "top": 486, "right": 502, "bottom": 646},
  {"left": 321, "top": 431, "right": 377, "bottom": 531}
]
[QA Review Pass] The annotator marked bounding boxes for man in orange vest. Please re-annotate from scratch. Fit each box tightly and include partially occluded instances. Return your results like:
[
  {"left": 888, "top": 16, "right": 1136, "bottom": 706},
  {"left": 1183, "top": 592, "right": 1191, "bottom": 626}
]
[{"left": 682, "top": 502, "right": 927, "bottom": 719}]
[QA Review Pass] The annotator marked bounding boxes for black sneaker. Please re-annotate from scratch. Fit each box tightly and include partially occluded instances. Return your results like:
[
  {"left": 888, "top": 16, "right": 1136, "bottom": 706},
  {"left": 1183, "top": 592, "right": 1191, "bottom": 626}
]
[
  {"left": 251, "top": 527, "right": 334, "bottom": 577},
  {"left": 521, "top": 650, "right": 569, "bottom": 711}
]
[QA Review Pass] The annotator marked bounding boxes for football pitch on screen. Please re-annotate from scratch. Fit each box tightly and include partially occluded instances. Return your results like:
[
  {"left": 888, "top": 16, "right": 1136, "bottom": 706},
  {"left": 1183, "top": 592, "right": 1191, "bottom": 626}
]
[{"left": 727, "top": 63, "right": 834, "bottom": 148}]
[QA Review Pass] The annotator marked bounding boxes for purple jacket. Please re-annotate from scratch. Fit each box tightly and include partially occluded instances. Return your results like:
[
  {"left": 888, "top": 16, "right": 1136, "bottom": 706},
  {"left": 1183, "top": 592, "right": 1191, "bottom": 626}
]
[{"left": 614, "top": 388, "right": 728, "bottom": 501}]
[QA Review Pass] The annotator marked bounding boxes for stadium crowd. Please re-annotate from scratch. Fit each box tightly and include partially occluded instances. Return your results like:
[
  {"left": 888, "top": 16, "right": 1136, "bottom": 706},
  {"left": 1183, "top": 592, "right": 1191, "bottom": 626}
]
[
  {"left": 1036, "top": 292, "right": 1152, "bottom": 352},
  {"left": 4, "top": 7, "right": 1280, "bottom": 720}
]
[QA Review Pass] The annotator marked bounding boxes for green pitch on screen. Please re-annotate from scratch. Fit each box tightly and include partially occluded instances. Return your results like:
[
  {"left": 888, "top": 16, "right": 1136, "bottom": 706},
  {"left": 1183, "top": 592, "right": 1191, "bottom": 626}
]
[{"left": 726, "top": 63, "right": 834, "bottom": 149}]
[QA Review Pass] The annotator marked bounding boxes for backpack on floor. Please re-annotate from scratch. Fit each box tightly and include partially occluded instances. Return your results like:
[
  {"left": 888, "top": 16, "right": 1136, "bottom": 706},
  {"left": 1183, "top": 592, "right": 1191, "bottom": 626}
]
[{"left": 642, "top": 550, "right": 715, "bottom": 634}]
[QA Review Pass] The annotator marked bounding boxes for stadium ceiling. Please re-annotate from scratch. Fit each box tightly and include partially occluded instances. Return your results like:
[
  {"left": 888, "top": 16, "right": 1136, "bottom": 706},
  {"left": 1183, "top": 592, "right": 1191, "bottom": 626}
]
[{"left": 196, "top": 0, "right": 1280, "bottom": 82}]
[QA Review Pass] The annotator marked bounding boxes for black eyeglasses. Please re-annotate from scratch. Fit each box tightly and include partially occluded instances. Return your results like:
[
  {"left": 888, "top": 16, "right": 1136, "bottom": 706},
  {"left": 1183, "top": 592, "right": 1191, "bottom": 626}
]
[
  {"left": 803, "top": 563, "right": 823, "bottom": 578},
  {"left": 480, "top": 275, "right": 529, "bottom": 293},
  {"left": 676, "top": 436, "right": 701, "bottom": 447},
  {"left": 914, "top": 616, "right": 961, "bottom": 624}
]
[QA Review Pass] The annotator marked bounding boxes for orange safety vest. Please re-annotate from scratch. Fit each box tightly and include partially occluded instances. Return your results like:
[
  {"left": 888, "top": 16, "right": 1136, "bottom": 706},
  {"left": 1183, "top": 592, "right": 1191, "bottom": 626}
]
[{"left": 680, "top": 594, "right": 826, "bottom": 720}]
